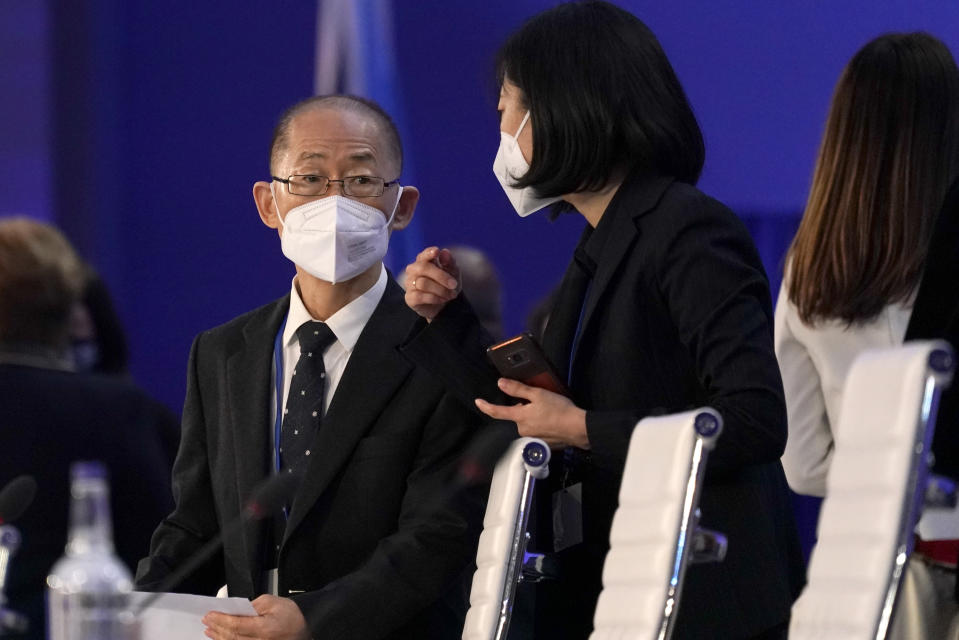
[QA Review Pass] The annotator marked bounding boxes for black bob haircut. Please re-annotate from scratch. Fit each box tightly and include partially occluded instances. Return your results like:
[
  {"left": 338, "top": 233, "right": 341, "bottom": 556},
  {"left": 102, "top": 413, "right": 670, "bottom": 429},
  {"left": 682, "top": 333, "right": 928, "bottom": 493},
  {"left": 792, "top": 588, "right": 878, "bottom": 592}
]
[
  {"left": 496, "top": 1, "right": 705, "bottom": 201},
  {"left": 269, "top": 94, "right": 403, "bottom": 176}
]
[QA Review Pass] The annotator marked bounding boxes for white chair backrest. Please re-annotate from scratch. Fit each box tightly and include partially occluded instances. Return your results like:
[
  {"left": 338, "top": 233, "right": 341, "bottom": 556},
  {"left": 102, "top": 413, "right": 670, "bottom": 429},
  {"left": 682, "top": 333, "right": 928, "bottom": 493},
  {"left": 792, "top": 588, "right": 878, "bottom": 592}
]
[
  {"left": 590, "top": 408, "right": 723, "bottom": 640},
  {"left": 462, "top": 437, "right": 550, "bottom": 640},
  {"left": 790, "top": 340, "right": 955, "bottom": 640}
]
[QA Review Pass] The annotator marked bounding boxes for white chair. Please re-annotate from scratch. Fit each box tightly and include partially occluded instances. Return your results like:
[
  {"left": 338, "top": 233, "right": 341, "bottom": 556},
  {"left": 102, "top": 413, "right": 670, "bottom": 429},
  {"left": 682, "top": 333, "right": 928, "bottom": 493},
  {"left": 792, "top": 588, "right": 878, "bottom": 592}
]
[
  {"left": 462, "top": 437, "right": 550, "bottom": 640},
  {"left": 790, "top": 340, "right": 955, "bottom": 640},
  {"left": 590, "top": 408, "right": 724, "bottom": 640}
]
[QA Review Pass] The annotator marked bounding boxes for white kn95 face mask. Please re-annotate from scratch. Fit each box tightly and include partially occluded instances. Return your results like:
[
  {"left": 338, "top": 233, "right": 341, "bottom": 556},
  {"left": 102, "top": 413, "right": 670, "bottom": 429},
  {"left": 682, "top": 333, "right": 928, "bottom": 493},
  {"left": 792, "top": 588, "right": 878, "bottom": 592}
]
[
  {"left": 492, "top": 110, "right": 561, "bottom": 217},
  {"left": 272, "top": 185, "right": 402, "bottom": 284}
]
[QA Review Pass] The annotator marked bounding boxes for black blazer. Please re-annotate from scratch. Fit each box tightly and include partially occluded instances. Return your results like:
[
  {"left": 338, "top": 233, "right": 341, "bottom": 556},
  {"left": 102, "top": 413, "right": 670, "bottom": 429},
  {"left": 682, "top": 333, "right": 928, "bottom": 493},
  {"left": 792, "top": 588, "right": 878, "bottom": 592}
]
[
  {"left": 404, "top": 173, "right": 805, "bottom": 639},
  {"left": 136, "top": 280, "right": 485, "bottom": 640},
  {"left": 905, "top": 178, "right": 959, "bottom": 479},
  {"left": 0, "top": 365, "right": 176, "bottom": 640}
]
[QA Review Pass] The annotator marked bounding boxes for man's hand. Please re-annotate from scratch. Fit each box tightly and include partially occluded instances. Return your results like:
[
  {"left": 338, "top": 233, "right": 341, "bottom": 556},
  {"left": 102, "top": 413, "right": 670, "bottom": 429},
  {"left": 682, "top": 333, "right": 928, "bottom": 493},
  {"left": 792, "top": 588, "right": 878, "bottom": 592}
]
[
  {"left": 203, "top": 595, "right": 309, "bottom": 640},
  {"left": 475, "top": 378, "right": 590, "bottom": 449},
  {"left": 404, "top": 246, "right": 461, "bottom": 321}
]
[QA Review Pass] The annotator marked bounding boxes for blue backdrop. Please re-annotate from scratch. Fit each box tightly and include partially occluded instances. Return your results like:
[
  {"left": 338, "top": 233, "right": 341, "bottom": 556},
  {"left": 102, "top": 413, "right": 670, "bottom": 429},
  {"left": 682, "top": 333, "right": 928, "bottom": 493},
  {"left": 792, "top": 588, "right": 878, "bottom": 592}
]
[{"left": 2, "top": 0, "right": 957, "bottom": 421}]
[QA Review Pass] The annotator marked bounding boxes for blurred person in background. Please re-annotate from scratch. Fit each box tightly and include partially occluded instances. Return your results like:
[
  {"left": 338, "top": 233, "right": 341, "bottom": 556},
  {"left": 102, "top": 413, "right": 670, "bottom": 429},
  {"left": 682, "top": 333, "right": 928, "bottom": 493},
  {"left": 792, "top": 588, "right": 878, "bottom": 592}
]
[
  {"left": 398, "top": 244, "right": 504, "bottom": 341},
  {"left": 906, "top": 178, "right": 959, "bottom": 497},
  {"left": 0, "top": 217, "right": 175, "bottom": 640},
  {"left": 67, "top": 265, "right": 180, "bottom": 465},
  {"left": 446, "top": 246, "right": 504, "bottom": 341},
  {"left": 69, "top": 267, "right": 130, "bottom": 376},
  {"left": 773, "top": 32, "right": 959, "bottom": 639}
]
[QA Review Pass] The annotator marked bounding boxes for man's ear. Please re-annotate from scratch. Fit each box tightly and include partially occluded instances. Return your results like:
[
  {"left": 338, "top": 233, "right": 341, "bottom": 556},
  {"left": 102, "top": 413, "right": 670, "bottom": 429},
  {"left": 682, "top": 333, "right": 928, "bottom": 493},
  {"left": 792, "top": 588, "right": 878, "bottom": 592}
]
[
  {"left": 253, "top": 181, "right": 281, "bottom": 230},
  {"left": 390, "top": 186, "right": 419, "bottom": 231}
]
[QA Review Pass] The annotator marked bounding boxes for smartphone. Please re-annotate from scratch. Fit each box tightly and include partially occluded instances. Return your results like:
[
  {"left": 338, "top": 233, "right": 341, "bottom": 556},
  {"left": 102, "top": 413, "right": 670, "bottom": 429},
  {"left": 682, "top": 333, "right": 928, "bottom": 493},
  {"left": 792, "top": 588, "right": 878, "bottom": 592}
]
[{"left": 486, "top": 333, "right": 569, "bottom": 396}]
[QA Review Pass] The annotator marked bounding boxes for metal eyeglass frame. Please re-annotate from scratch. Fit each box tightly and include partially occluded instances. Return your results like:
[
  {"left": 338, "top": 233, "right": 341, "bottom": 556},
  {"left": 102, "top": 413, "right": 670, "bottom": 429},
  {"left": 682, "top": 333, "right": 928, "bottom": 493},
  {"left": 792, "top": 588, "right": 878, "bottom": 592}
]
[{"left": 271, "top": 174, "right": 399, "bottom": 197}]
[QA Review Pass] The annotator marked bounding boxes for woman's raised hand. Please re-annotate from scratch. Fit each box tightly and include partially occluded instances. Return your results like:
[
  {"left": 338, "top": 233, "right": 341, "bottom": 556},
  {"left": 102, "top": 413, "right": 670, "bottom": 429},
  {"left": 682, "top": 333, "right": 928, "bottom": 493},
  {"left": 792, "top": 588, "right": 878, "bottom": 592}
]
[{"left": 404, "top": 246, "right": 462, "bottom": 321}]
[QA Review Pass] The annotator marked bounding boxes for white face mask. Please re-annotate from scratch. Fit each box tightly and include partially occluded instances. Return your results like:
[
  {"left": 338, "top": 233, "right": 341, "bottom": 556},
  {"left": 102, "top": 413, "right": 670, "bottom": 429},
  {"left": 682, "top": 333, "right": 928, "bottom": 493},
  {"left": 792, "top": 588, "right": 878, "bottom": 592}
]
[
  {"left": 492, "top": 110, "right": 561, "bottom": 217},
  {"left": 272, "top": 185, "right": 402, "bottom": 284}
]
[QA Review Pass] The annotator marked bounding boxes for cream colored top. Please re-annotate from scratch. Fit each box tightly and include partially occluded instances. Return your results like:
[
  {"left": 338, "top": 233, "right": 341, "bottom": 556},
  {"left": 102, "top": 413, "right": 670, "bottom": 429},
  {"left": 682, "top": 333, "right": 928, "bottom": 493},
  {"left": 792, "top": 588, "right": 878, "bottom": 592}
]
[{"left": 773, "top": 280, "right": 912, "bottom": 497}]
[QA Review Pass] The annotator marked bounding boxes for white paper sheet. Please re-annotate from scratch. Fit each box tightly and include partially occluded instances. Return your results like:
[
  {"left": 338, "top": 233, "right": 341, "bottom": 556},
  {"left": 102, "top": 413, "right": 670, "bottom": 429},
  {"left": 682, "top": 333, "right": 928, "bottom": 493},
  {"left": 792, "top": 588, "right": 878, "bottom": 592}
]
[{"left": 130, "top": 591, "right": 257, "bottom": 640}]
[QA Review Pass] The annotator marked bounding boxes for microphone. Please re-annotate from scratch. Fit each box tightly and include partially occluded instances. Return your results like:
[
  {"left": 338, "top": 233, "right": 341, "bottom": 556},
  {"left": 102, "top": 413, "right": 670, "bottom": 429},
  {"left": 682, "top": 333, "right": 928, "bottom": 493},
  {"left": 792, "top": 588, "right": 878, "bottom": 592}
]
[
  {"left": 456, "top": 424, "right": 521, "bottom": 486},
  {"left": 0, "top": 476, "right": 35, "bottom": 634},
  {"left": 407, "top": 425, "right": 520, "bottom": 527},
  {"left": 240, "top": 472, "right": 302, "bottom": 521},
  {"left": 132, "top": 472, "right": 301, "bottom": 615},
  {"left": 0, "top": 526, "right": 27, "bottom": 633},
  {"left": 0, "top": 475, "right": 37, "bottom": 525}
]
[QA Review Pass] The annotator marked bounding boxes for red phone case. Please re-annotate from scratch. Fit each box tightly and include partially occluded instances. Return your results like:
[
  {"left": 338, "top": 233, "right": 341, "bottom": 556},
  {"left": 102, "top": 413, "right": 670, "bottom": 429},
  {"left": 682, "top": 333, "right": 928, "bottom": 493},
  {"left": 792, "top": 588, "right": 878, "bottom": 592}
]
[{"left": 486, "top": 333, "right": 569, "bottom": 396}]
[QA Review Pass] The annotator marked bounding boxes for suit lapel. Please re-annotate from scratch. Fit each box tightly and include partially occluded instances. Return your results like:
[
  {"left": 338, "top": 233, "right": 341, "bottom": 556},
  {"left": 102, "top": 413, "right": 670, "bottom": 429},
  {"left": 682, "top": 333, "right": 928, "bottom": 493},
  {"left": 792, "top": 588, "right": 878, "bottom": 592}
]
[
  {"left": 542, "top": 236, "right": 592, "bottom": 385},
  {"left": 226, "top": 296, "right": 289, "bottom": 589},
  {"left": 564, "top": 174, "right": 675, "bottom": 380},
  {"left": 283, "top": 279, "right": 414, "bottom": 543}
]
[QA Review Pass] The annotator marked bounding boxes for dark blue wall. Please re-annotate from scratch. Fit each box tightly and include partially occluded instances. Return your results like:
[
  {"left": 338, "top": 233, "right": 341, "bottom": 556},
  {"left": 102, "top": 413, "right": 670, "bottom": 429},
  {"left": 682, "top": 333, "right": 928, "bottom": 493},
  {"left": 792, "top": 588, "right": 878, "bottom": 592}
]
[
  {"left": 3, "top": 0, "right": 959, "bottom": 415},
  {"left": 0, "top": 3, "right": 52, "bottom": 222}
]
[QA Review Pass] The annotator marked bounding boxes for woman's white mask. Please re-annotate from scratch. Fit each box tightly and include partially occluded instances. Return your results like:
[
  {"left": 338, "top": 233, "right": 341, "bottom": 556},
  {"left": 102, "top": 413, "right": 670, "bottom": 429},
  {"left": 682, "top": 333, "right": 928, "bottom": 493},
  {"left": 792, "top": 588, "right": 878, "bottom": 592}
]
[
  {"left": 492, "top": 110, "right": 561, "bottom": 217},
  {"left": 272, "top": 185, "right": 403, "bottom": 284}
]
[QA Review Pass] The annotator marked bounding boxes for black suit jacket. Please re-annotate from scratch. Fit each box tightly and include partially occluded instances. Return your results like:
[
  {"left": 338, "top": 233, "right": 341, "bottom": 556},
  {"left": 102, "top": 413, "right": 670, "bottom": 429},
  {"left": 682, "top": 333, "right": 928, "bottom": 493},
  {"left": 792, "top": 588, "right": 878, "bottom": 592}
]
[
  {"left": 905, "top": 178, "right": 959, "bottom": 481},
  {"left": 136, "top": 279, "right": 485, "bottom": 640},
  {"left": 0, "top": 365, "right": 177, "bottom": 640},
  {"left": 404, "top": 173, "right": 805, "bottom": 639}
]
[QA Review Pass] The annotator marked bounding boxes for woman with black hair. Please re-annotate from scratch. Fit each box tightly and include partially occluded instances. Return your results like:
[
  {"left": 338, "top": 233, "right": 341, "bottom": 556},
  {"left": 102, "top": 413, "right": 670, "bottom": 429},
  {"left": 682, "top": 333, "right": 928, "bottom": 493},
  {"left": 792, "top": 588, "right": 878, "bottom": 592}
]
[{"left": 402, "top": 2, "right": 803, "bottom": 637}]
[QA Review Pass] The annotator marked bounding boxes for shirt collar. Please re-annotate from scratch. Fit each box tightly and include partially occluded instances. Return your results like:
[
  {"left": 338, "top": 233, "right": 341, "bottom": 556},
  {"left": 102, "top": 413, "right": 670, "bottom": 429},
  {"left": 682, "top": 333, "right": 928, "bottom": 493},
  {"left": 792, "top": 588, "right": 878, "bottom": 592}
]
[{"left": 283, "top": 264, "right": 387, "bottom": 352}]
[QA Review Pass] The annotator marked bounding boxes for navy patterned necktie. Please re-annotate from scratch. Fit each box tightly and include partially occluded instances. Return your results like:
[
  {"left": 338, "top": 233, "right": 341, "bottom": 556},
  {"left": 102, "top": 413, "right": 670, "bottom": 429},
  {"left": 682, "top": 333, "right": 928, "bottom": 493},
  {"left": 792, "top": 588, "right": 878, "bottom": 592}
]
[{"left": 280, "top": 321, "right": 336, "bottom": 475}]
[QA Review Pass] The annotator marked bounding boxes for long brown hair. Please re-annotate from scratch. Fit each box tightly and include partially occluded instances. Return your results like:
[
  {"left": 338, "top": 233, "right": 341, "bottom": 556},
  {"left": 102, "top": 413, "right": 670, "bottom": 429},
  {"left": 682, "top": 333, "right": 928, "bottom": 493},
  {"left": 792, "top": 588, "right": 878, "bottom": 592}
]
[{"left": 787, "top": 32, "right": 959, "bottom": 324}]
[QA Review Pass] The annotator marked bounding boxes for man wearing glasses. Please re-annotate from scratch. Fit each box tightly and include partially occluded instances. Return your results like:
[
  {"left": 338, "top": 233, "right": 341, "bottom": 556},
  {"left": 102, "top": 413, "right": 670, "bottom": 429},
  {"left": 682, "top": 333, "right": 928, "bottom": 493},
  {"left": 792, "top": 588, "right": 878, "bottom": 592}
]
[{"left": 137, "top": 95, "right": 486, "bottom": 640}]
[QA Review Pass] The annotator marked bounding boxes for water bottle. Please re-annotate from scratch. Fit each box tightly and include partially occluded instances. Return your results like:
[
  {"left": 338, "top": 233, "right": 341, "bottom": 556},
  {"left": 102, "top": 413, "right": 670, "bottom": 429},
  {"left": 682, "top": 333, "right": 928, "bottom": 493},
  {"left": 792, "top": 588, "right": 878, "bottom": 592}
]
[{"left": 46, "top": 461, "right": 139, "bottom": 640}]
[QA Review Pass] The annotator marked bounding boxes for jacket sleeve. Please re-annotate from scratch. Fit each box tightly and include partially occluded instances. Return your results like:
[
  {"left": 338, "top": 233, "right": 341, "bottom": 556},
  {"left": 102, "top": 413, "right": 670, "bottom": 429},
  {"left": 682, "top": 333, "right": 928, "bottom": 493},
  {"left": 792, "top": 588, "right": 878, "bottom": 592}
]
[
  {"left": 399, "top": 294, "right": 508, "bottom": 409},
  {"left": 135, "top": 332, "right": 225, "bottom": 595},
  {"left": 587, "top": 198, "right": 788, "bottom": 478},
  {"left": 774, "top": 284, "right": 831, "bottom": 497},
  {"left": 290, "top": 393, "right": 488, "bottom": 640},
  {"left": 665, "top": 199, "right": 786, "bottom": 473}
]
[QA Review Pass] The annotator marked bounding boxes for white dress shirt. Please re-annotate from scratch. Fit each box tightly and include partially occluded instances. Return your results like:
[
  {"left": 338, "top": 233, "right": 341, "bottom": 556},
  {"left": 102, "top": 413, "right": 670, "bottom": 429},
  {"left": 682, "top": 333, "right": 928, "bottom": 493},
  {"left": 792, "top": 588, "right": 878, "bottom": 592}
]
[
  {"left": 269, "top": 265, "right": 387, "bottom": 439},
  {"left": 774, "top": 278, "right": 912, "bottom": 497}
]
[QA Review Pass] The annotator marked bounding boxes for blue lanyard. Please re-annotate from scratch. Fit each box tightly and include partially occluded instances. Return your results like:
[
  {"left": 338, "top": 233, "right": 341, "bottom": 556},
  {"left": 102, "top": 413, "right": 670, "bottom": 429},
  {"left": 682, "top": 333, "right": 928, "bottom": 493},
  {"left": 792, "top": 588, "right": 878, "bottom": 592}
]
[
  {"left": 568, "top": 281, "right": 592, "bottom": 386},
  {"left": 272, "top": 317, "right": 288, "bottom": 474}
]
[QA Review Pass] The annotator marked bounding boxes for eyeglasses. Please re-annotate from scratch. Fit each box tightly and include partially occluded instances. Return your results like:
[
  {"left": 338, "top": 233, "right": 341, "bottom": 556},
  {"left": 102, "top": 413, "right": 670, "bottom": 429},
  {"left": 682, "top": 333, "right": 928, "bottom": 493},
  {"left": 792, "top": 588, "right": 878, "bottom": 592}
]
[{"left": 271, "top": 174, "right": 399, "bottom": 198}]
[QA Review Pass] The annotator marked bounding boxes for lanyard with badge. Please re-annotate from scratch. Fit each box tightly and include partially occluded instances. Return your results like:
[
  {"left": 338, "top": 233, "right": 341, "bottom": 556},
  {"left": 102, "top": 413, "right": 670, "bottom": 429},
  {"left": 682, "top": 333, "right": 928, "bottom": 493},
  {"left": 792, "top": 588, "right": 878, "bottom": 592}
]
[
  {"left": 272, "top": 317, "right": 289, "bottom": 505},
  {"left": 267, "top": 317, "right": 289, "bottom": 596},
  {"left": 552, "top": 281, "right": 591, "bottom": 553}
]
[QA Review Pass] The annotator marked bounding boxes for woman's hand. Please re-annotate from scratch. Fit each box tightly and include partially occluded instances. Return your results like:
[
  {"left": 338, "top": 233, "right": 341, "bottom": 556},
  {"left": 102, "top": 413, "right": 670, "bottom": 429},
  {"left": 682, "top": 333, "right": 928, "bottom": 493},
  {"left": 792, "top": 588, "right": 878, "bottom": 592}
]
[
  {"left": 475, "top": 378, "right": 589, "bottom": 449},
  {"left": 404, "top": 246, "right": 461, "bottom": 321}
]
